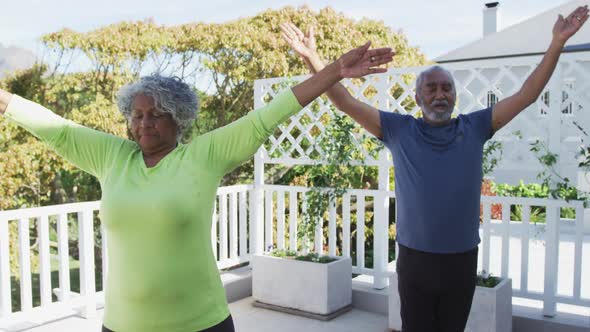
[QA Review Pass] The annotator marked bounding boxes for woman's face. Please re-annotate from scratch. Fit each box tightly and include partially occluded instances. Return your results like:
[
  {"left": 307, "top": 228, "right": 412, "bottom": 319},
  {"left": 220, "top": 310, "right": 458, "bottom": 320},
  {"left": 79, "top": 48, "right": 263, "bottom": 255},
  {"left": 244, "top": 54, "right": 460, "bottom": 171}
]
[{"left": 130, "top": 94, "right": 178, "bottom": 154}]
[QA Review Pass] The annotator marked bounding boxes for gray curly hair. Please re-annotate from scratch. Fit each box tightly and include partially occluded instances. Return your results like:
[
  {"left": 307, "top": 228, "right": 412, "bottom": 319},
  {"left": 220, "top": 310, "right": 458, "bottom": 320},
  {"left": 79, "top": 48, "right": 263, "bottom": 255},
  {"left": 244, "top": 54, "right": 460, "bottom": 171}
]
[{"left": 117, "top": 75, "right": 199, "bottom": 141}]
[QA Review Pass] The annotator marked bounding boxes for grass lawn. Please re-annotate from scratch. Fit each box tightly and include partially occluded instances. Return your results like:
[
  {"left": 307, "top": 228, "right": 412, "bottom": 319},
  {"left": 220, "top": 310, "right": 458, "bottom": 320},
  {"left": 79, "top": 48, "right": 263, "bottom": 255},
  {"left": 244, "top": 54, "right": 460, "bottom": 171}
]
[{"left": 10, "top": 256, "right": 104, "bottom": 312}]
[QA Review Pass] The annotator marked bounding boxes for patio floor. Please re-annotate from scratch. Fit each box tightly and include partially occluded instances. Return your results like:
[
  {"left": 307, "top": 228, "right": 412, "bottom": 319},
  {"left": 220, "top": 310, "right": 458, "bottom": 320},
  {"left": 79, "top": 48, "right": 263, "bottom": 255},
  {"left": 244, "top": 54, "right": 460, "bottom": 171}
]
[{"left": 4, "top": 297, "right": 389, "bottom": 332}]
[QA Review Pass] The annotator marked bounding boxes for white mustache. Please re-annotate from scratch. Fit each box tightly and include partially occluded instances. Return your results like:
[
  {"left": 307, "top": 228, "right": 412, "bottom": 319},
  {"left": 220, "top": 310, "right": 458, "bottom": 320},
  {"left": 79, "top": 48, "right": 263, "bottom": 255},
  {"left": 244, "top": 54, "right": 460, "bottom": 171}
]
[{"left": 431, "top": 101, "right": 449, "bottom": 107}]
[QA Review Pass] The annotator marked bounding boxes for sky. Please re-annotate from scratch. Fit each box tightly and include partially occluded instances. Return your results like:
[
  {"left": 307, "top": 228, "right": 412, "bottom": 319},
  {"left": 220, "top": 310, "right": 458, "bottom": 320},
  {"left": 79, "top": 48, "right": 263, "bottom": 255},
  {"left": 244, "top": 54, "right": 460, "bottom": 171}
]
[{"left": 0, "top": 0, "right": 572, "bottom": 60}]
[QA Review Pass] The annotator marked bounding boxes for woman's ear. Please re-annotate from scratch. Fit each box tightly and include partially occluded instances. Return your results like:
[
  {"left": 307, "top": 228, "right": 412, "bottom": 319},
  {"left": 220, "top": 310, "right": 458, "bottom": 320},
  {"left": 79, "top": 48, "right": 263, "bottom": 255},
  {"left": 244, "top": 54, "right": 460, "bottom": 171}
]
[{"left": 126, "top": 124, "right": 134, "bottom": 141}]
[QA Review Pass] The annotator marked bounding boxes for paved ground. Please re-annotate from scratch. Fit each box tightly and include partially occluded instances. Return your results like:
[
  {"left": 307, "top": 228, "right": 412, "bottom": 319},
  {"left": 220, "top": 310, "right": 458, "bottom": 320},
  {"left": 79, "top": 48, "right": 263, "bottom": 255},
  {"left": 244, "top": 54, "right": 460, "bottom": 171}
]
[
  {"left": 2, "top": 231, "right": 588, "bottom": 331},
  {"left": 2, "top": 298, "right": 388, "bottom": 332}
]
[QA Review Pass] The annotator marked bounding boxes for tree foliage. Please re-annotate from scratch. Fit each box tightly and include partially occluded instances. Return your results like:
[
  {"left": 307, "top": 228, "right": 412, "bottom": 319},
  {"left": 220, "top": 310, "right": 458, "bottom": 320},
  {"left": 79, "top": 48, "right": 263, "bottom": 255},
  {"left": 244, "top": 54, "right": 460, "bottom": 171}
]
[
  {"left": 1, "top": 7, "right": 426, "bottom": 277},
  {"left": 1, "top": 6, "right": 426, "bottom": 212}
]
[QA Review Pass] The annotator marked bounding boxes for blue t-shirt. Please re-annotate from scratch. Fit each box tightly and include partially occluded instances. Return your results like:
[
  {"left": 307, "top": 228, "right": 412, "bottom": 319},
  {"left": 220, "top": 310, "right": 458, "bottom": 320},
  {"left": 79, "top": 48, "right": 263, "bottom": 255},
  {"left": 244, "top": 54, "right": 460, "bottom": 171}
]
[{"left": 380, "top": 108, "right": 493, "bottom": 253}]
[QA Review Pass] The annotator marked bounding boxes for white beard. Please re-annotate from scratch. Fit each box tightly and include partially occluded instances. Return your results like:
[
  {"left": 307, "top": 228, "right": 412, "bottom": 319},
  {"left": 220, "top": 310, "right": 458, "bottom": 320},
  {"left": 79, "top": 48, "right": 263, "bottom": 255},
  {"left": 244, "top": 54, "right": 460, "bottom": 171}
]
[{"left": 422, "top": 106, "right": 452, "bottom": 124}]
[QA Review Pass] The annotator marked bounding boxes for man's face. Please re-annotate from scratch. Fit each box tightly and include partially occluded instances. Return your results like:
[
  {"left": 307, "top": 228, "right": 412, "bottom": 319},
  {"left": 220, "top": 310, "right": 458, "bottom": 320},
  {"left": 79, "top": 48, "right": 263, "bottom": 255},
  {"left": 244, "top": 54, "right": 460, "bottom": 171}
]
[{"left": 415, "top": 69, "right": 456, "bottom": 125}]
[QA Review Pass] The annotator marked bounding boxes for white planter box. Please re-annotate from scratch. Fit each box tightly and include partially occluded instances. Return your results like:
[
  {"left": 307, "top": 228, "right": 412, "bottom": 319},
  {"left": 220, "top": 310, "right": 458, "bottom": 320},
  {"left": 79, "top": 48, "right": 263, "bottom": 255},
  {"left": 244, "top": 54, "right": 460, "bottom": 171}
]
[
  {"left": 389, "top": 272, "right": 512, "bottom": 332},
  {"left": 252, "top": 254, "right": 352, "bottom": 316},
  {"left": 465, "top": 278, "right": 512, "bottom": 332}
]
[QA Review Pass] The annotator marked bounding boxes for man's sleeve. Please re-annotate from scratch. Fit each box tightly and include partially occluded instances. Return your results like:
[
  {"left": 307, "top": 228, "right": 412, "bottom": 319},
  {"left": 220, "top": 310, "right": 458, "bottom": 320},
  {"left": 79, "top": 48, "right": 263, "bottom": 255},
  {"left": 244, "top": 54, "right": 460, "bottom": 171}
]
[
  {"left": 466, "top": 107, "right": 494, "bottom": 142},
  {"left": 379, "top": 110, "right": 408, "bottom": 144}
]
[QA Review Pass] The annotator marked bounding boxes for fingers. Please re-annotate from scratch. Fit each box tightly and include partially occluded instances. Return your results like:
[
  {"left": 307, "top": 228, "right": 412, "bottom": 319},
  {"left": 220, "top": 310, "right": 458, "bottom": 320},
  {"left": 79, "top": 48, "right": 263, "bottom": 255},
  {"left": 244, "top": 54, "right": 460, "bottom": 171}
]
[
  {"left": 567, "top": 5, "right": 589, "bottom": 25},
  {"left": 576, "top": 5, "right": 589, "bottom": 17},
  {"left": 577, "top": 5, "right": 590, "bottom": 25},
  {"left": 352, "top": 42, "right": 372, "bottom": 61},
  {"left": 568, "top": 5, "right": 585, "bottom": 18},
  {"left": 359, "top": 41, "right": 371, "bottom": 52},
  {"left": 366, "top": 48, "right": 395, "bottom": 67},
  {"left": 280, "top": 31, "right": 293, "bottom": 44},
  {"left": 309, "top": 26, "right": 316, "bottom": 47},
  {"left": 367, "top": 67, "right": 388, "bottom": 74},
  {"left": 367, "top": 47, "right": 395, "bottom": 57},
  {"left": 365, "top": 51, "right": 394, "bottom": 76},
  {"left": 280, "top": 22, "right": 304, "bottom": 41},
  {"left": 576, "top": 13, "right": 590, "bottom": 28},
  {"left": 289, "top": 23, "right": 305, "bottom": 40},
  {"left": 371, "top": 54, "right": 394, "bottom": 67},
  {"left": 279, "top": 24, "right": 293, "bottom": 40},
  {"left": 280, "top": 23, "right": 297, "bottom": 41},
  {"left": 569, "top": 10, "right": 589, "bottom": 31}
]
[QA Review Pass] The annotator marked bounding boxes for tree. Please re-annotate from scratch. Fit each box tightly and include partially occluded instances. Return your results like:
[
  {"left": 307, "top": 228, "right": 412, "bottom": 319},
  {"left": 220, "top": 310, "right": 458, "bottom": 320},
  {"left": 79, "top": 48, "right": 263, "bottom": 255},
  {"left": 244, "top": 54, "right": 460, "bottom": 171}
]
[
  {"left": 36, "top": 6, "right": 427, "bottom": 186},
  {"left": 0, "top": 6, "right": 427, "bottom": 279}
]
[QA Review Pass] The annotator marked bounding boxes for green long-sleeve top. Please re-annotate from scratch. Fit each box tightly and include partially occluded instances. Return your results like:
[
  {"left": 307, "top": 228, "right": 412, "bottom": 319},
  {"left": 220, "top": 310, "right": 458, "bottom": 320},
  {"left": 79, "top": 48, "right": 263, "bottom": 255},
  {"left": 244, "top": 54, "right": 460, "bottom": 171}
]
[{"left": 4, "top": 90, "right": 302, "bottom": 332}]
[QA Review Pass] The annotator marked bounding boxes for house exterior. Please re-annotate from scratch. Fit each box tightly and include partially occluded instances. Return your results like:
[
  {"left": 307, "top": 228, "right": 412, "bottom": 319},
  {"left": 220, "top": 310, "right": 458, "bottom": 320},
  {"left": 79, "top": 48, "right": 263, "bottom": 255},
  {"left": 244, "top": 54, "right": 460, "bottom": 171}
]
[{"left": 435, "top": 1, "right": 590, "bottom": 187}]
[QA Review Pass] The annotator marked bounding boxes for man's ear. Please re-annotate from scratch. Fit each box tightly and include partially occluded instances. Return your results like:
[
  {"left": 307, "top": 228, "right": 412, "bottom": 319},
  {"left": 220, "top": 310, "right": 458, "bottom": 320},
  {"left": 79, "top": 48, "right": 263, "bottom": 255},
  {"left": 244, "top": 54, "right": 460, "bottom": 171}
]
[{"left": 415, "top": 94, "right": 422, "bottom": 107}]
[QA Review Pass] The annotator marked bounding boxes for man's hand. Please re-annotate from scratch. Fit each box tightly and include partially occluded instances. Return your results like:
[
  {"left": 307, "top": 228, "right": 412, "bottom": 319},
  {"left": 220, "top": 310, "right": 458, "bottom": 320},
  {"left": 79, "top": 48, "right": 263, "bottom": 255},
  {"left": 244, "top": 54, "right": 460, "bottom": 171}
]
[
  {"left": 281, "top": 22, "right": 394, "bottom": 78},
  {"left": 553, "top": 5, "right": 589, "bottom": 45},
  {"left": 281, "top": 22, "right": 392, "bottom": 139},
  {"left": 492, "top": 5, "right": 589, "bottom": 132},
  {"left": 280, "top": 22, "right": 317, "bottom": 59}
]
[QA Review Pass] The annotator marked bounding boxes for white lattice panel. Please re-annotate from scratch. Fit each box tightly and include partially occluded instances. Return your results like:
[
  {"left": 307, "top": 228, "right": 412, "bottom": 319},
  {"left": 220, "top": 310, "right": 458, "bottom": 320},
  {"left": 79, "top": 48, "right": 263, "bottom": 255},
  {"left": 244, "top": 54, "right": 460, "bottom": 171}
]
[
  {"left": 254, "top": 52, "right": 590, "bottom": 185},
  {"left": 254, "top": 75, "right": 382, "bottom": 166}
]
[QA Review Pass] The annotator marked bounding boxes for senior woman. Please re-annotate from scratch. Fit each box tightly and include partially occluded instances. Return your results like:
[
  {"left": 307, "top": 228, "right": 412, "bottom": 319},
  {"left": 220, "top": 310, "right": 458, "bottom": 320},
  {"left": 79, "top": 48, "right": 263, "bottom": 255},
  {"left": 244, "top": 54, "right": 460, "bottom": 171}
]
[{"left": 0, "top": 41, "right": 393, "bottom": 332}]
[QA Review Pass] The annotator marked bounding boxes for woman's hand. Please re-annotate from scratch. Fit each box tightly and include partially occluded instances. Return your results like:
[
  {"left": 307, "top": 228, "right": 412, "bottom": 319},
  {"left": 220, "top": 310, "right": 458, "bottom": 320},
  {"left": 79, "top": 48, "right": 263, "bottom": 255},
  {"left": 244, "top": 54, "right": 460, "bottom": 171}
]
[
  {"left": 0, "top": 89, "right": 13, "bottom": 115},
  {"left": 337, "top": 42, "right": 394, "bottom": 78}
]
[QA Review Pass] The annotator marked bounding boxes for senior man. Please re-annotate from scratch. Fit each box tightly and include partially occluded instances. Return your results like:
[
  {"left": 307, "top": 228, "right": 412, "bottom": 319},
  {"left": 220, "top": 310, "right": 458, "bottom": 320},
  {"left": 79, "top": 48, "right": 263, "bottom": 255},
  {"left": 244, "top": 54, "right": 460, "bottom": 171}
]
[{"left": 281, "top": 5, "right": 588, "bottom": 331}]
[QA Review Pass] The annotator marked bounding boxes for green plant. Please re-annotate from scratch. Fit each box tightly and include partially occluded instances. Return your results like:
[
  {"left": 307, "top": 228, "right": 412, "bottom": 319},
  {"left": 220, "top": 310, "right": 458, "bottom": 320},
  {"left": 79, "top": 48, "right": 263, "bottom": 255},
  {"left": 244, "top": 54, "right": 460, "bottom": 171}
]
[
  {"left": 530, "top": 140, "right": 588, "bottom": 205},
  {"left": 294, "top": 252, "right": 337, "bottom": 264},
  {"left": 268, "top": 248, "right": 335, "bottom": 264},
  {"left": 476, "top": 270, "right": 501, "bottom": 288},
  {"left": 299, "top": 109, "right": 372, "bottom": 252},
  {"left": 491, "top": 181, "right": 577, "bottom": 221},
  {"left": 268, "top": 248, "right": 297, "bottom": 258},
  {"left": 482, "top": 140, "right": 503, "bottom": 178}
]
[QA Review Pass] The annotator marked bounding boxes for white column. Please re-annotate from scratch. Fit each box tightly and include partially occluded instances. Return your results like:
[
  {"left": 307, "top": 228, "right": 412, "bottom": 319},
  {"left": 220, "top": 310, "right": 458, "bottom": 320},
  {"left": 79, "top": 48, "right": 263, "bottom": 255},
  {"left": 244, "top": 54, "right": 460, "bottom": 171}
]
[
  {"left": 373, "top": 148, "right": 390, "bottom": 289},
  {"left": 78, "top": 210, "right": 96, "bottom": 318}
]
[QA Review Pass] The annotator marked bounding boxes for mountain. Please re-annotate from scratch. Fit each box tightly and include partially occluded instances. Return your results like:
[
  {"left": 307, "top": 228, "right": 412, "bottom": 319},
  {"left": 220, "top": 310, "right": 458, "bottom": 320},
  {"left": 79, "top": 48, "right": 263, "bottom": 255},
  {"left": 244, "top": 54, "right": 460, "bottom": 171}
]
[{"left": 0, "top": 44, "right": 36, "bottom": 78}]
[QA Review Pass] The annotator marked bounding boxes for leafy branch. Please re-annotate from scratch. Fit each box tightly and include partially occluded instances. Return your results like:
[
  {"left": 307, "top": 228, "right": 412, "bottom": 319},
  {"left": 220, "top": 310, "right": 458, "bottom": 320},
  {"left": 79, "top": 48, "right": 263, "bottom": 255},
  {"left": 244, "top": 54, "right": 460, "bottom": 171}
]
[{"left": 299, "top": 109, "right": 364, "bottom": 253}]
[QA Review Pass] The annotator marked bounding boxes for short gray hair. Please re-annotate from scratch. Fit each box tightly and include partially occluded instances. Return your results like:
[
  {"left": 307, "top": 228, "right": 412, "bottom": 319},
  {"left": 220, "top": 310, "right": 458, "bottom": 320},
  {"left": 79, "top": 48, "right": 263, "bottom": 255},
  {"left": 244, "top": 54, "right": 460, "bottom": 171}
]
[
  {"left": 415, "top": 65, "right": 455, "bottom": 95},
  {"left": 117, "top": 75, "right": 199, "bottom": 141}
]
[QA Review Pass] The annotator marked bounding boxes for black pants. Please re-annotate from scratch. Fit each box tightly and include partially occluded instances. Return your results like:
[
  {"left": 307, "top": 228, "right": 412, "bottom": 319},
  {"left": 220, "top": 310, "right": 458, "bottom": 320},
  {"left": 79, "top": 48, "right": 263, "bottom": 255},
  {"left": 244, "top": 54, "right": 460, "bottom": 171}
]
[
  {"left": 396, "top": 244, "right": 478, "bottom": 332},
  {"left": 102, "top": 314, "right": 235, "bottom": 332}
]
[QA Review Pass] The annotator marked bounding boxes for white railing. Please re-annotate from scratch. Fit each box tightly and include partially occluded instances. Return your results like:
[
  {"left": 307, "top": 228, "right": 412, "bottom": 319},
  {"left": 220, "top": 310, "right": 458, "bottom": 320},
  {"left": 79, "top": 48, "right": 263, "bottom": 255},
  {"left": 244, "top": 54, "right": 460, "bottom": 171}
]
[
  {"left": 479, "top": 196, "right": 589, "bottom": 317},
  {"left": 0, "top": 201, "right": 102, "bottom": 323},
  {"left": 0, "top": 185, "right": 254, "bottom": 323},
  {"left": 0, "top": 191, "right": 588, "bottom": 324},
  {"left": 213, "top": 185, "right": 254, "bottom": 269},
  {"left": 259, "top": 185, "right": 393, "bottom": 281},
  {"left": 255, "top": 187, "right": 590, "bottom": 317}
]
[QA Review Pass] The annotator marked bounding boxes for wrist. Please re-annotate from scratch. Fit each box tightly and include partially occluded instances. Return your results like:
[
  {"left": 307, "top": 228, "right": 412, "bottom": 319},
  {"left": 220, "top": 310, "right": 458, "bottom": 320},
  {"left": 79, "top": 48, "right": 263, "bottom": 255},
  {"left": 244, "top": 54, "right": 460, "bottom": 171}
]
[
  {"left": 0, "top": 89, "right": 13, "bottom": 115},
  {"left": 326, "top": 60, "right": 344, "bottom": 81},
  {"left": 303, "top": 58, "right": 317, "bottom": 74},
  {"left": 551, "top": 36, "right": 567, "bottom": 48},
  {"left": 307, "top": 52, "right": 326, "bottom": 72}
]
